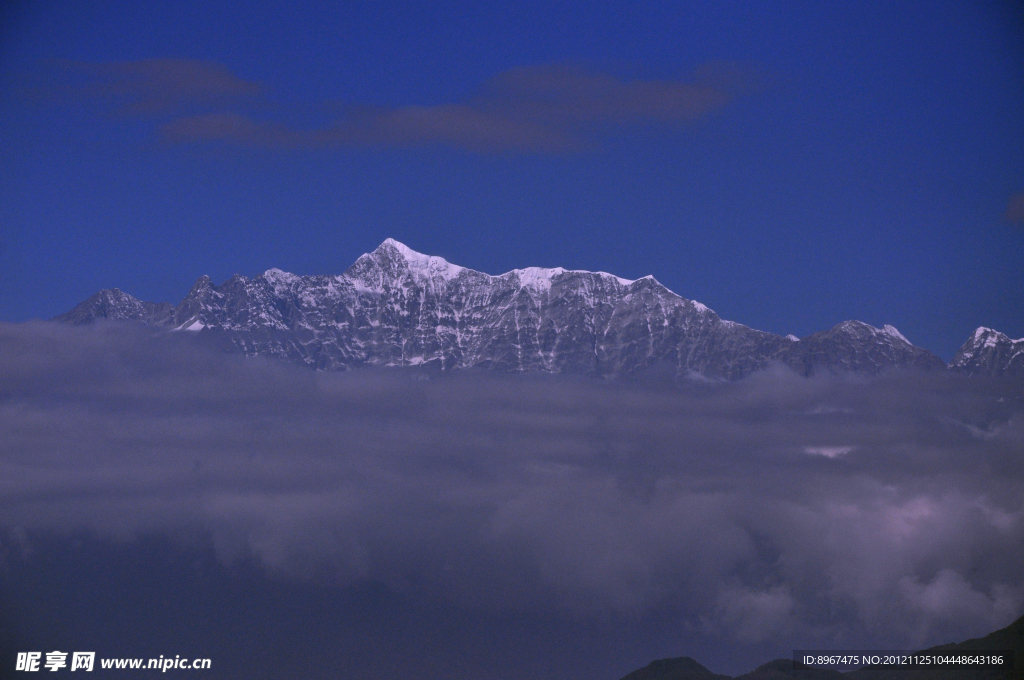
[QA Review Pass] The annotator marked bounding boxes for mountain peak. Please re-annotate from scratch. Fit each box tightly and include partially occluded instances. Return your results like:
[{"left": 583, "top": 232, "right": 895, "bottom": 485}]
[
  {"left": 376, "top": 238, "right": 438, "bottom": 264},
  {"left": 371, "top": 238, "right": 465, "bottom": 281},
  {"left": 971, "top": 326, "right": 1016, "bottom": 344},
  {"left": 54, "top": 287, "right": 174, "bottom": 326},
  {"left": 261, "top": 267, "right": 300, "bottom": 291},
  {"left": 829, "top": 321, "right": 912, "bottom": 345},
  {"left": 378, "top": 237, "right": 418, "bottom": 256}
]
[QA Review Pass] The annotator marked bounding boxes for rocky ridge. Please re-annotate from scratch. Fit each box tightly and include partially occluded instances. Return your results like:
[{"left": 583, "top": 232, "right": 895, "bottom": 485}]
[{"left": 55, "top": 239, "right": 1011, "bottom": 379}]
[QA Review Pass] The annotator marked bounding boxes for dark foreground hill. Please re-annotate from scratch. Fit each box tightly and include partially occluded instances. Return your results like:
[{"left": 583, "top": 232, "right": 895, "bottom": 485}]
[
  {"left": 846, "top": 612, "right": 1023, "bottom": 680},
  {"left": 618, "top": 656, "right": 732, "bottom": 680},
  {"left": 616, "top": 614, "right": 1023, "bottom": 680}
]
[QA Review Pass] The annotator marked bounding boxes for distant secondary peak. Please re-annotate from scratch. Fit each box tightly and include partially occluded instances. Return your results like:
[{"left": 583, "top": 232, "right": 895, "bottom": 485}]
[
  {"left": 829, "top": 321, "right": 914, "bottom": 344},
  {"left": 262, "top": 267, "right": 299, "bottom": 283},
  {"left": 258, "top": 268, "right": 298, "bottom": 295},
  {"left": 972, "top": 326, "right": 1002, "bottom": 341},
  {"left": 187, "top": 276, "right": 212, "bottom": 293},
  {"left": 969, "top": 327, "right": 1022, "bottom": 345}
]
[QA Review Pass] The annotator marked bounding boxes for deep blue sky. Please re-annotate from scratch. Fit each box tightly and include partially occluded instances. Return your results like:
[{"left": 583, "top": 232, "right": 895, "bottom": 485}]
[{"left": 1, "top": 0, "right": 1022, "bottom": 359}]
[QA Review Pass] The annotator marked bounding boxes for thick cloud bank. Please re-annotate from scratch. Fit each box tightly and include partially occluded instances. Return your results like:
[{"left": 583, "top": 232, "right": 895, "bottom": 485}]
[{"left": 2, "top": 321, "right": 1022, "bottom": 659}]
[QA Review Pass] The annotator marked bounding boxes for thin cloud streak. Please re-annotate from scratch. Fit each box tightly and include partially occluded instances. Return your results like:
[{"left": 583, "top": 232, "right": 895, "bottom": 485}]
[
  {"left": 1006, "top": 192, "right": 1024, "bottom": 225},
  {"left": 28, "top": 58, "right": 755, "bottom": 152},
  {"left": 160, "top": 105, "right": 577, "bottom": 153},
  {"left": 159, "top": 63, "right": 746, "bottom": 152},
  {"left": 29, "top": 58, "right": 263, "bottom": 116},
  {"left": 477, "top": 62, "right": 740, "bottom": 124}
]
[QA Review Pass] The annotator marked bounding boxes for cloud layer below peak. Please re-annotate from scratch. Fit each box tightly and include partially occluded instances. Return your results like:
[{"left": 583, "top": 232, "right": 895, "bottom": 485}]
[{"left": 1, "top": 321, "right": 1022, "bottom": 661}]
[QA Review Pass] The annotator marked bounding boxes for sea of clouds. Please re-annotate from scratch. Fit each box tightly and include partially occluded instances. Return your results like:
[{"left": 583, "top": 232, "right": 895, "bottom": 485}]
[{"left": 1, "top": 321, "right": 1022, "bottom": 676}]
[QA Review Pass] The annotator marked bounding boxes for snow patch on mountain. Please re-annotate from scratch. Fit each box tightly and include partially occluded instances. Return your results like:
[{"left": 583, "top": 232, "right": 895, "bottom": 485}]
[
  {"left": 881, "top": 324, "right": 910, "bottom": 344},
  {"left": 512, "top": 267, "right": 566, "bottom": 292}
]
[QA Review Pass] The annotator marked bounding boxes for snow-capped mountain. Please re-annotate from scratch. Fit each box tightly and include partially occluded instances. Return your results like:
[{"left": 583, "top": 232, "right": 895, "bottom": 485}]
[
  {"left": 950, "top": 327, "right": 1024, "bottom": 377},
  {"left": 56, "top": 238, "right": 954, "bottom": 378}
]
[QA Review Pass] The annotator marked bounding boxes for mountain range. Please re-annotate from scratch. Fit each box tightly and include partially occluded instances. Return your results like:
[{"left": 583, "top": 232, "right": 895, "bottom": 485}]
[{"left": 55, "top": 239, "right": 1022, "bottom": 379}]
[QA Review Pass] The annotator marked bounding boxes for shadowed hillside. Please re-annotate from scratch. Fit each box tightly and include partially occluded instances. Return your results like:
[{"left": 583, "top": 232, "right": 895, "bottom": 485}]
[{"left": 616, "top": 615, "right": 1023, "bottom": 680}]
